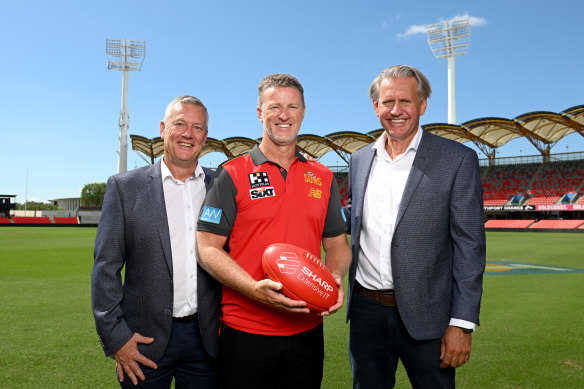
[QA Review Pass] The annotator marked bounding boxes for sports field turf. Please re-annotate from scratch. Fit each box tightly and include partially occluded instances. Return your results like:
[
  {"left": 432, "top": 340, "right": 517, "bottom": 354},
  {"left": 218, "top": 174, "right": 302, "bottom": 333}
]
[{"left": 0, "top": 227, "right": 582, "bottom": 388}]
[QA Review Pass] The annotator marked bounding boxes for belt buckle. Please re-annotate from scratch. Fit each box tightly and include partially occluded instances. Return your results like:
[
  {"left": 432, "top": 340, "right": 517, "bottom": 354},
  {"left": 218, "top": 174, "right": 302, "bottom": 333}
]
[{"left": 380, "top": 291, "right": 396, "bottom": 307}]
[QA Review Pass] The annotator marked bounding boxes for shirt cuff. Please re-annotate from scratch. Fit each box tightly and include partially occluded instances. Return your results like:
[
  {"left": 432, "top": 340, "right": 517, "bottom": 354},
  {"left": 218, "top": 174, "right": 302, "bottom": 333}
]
[{"left": 449, "top": 318, "right": 475, "bottom": 331}]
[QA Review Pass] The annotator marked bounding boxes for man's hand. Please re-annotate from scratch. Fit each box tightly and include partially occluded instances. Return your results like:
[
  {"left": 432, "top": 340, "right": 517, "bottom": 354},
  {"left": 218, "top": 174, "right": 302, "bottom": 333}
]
[
  {"left": 252, "top": 278, "right": 310, "bottom": 313},
  {"left": 319, "top": 275, "right": 344, "bottom": 317},
  {"left": 114, "top": 333, "right": 157, "bottom": 385},
  {"left": 440, "top": 326, "right": 472, "bottom": 368}
]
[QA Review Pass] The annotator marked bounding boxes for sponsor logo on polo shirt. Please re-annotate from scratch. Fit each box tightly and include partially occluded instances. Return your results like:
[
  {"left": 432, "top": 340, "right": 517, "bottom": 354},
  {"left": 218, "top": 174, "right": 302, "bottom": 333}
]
[
  {"left": 249, "top": 172, "right": 271, "bottom": 188},
  {"left": 250, "top": 186, "right": 276, "bottom": 200},
  {"left": 307, "top": 188, "right": 322, "bottom": 199},
  {"left": 200, "top": 206, "right": 222, "bottom": 224},
  {"left": 304, "top": 172, "right": 322, "bottom": 186}
]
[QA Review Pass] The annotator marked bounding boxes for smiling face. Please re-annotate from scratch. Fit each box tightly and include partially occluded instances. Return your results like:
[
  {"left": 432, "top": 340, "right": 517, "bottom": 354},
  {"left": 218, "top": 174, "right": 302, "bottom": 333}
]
[
  {"left": 257, "top": 86, "right": 305, "bottom": 147},
  {"left": 160, "top": 102, "right": 208, "bottom": 173},
  {"left": 373, "top": 76, "right": 427, "bottom": 147}
]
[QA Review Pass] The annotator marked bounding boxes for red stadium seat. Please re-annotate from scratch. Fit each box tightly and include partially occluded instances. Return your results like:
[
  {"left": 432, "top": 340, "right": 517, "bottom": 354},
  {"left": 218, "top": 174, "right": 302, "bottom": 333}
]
[
  {"left": 485, "top": 219, "right": 536, "bottom": 229},
  {"left": 11, "top": 216, "right": 52, "bottom": 224},
  {"left": 529, "top": 219, "right": 584, "bottom": 229},
  {"left": 53, "top": 217, "right": 79, "bottom": 225}
]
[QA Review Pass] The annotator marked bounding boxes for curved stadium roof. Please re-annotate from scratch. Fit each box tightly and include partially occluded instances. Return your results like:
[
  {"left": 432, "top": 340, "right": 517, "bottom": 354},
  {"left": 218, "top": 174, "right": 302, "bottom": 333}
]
[{"left": 130, "top": 105, "right": 584, "bottom": 165}]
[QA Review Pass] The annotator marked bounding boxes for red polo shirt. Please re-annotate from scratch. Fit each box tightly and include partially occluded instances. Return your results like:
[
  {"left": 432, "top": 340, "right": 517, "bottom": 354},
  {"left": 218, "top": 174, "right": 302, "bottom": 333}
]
[{"left": 198, "top": 146, "right": 347, "bottom": 336}]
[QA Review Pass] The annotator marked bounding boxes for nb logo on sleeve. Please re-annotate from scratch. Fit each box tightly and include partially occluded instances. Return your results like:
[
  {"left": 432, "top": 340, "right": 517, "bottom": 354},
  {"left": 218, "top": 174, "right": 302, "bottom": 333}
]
[{"left": 200, "top": 206, "right": 222, "bottom": 224}]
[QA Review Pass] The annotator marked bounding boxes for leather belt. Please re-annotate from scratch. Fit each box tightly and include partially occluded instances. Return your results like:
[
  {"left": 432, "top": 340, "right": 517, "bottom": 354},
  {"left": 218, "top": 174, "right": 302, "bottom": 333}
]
[
  {"left": 172, "top": 313, "right": 197, "bottom": 323},
  {"left": 354, "top": 282, "right": 397, "bottom": 306}
]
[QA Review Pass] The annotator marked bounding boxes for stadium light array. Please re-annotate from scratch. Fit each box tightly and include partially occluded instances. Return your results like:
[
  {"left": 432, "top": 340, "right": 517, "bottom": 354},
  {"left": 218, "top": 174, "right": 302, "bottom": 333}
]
[
  {"left": 106, "top": 38, "right": 146, "bottom": 173},
  {"left": 426, "top": 18, "right": 471, "bottom": 125}
]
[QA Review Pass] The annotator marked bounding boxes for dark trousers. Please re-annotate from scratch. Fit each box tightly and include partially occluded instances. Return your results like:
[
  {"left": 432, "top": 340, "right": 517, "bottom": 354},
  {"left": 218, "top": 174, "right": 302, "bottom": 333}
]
[
  {"left": 119, "top": 318, "right": 217, "bottom": 389},
  {"left": 349, "top": 292, "right": 455, "bottom": 389},
  {"left": 218, "top": 323, "right": 324, "bottom": 389}
]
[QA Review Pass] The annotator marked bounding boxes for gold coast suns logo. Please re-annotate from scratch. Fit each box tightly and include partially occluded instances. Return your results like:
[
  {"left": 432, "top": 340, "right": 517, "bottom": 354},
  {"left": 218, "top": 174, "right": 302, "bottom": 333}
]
[
  {"left": 304, "top": 171, "right": 322, "bottom": 186},
  {"left": 305, "top": 171, "right": 323, "bottom": 199}
]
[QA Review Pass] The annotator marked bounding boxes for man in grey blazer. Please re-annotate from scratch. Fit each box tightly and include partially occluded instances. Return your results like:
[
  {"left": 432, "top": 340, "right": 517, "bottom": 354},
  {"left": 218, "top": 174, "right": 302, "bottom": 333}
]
[
  {"left": 346, "top": 65, "right": 486, "bottom": 388},
  {"left": 92, "top": 95, "right": 221, "bottom": 388}
]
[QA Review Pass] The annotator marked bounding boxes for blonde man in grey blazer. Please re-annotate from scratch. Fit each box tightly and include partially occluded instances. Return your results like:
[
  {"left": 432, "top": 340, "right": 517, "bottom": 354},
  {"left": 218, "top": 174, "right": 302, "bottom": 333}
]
[{"left": 345, "top": 65, "right": 486, "bottom": 388}]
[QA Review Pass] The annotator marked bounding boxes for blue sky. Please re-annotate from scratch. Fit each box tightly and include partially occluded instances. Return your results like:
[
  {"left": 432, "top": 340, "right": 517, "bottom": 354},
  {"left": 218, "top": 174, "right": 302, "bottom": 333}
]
[{"left": 1, "top": 0, "right": 582, "bottom": 203}]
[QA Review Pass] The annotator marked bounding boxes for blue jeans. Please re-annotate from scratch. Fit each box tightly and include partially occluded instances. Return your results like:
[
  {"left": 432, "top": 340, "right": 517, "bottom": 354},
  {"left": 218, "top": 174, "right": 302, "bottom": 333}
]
[
  {"left": 119, "top": 318, "right": 217, "bottom": 389},
  {"left": 348, "top": 292, "right": 454, "bottom": 389}
]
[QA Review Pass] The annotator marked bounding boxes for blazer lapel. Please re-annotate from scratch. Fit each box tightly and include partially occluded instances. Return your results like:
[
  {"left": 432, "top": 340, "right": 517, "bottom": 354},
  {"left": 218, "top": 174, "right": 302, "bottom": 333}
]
[
  {"left": 148, "top": 161, "right": 174, "bottom": 277},
  {"left": 354, "top": 146, "right": 376, "bottom": 223},
  {"left": 395, "top": 130, "right": 431, "bottom": 228}
]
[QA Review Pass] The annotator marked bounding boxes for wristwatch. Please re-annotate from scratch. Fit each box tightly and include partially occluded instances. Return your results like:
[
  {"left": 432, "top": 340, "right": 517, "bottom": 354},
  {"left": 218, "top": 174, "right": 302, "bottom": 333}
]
[{"left": 456, "top": 326, "right": 473, "bottom": 334}]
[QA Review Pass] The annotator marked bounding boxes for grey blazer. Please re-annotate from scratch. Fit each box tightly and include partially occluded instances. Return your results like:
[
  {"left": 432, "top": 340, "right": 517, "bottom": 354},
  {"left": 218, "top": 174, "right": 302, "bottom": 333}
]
[
  {"left": 346, "top": 130, "right": 486, "bottom": 340},
  {"left": 91, "top": 161, "right": 221, "bottom": 361}
]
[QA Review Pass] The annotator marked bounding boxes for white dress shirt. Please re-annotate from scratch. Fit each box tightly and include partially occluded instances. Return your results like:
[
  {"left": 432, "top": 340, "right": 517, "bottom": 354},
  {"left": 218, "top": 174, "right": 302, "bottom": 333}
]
[
  {"left": 356, "top": 128, "right": 475, "bottom": 330},
  {"left": 161, "top": 159, "right": 206, "bottom": 318}
]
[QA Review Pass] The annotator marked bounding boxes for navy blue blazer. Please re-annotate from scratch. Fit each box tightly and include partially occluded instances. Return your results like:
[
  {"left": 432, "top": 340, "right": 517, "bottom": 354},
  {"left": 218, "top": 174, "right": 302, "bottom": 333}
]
[
  {"left": 345, "top": 130, "right": 486, "bottom": 340},
  {"left": 91, "top": 161, "right": 221, "bottom": 361}
]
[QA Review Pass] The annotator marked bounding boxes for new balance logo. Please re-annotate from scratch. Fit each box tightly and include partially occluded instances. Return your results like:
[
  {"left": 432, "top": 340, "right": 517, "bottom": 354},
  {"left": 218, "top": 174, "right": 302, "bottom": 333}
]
[{"left": 308, "top": 188, "right": 322, "bottom": 199}]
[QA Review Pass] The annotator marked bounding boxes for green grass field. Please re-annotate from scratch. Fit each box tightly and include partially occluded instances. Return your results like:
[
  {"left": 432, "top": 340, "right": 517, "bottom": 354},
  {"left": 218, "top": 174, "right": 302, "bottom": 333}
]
[{"left": 0, "top": 228, "right": 583, "bottom": 388}]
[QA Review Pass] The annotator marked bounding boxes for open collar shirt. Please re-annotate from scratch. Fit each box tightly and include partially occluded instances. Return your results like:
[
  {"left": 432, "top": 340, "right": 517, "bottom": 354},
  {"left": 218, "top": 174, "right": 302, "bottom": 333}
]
[
  {"left": 356, "top": 128, "right": 422, "bottom": 291},
  {"left": 161, "top": 158, "right": 206, "bottom": 318}
]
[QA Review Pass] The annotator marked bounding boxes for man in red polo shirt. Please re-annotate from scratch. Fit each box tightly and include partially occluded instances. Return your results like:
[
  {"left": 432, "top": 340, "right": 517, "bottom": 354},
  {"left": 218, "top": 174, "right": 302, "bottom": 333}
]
[{"left": 197, "top": 73, "right": 351, "bottom": 389}]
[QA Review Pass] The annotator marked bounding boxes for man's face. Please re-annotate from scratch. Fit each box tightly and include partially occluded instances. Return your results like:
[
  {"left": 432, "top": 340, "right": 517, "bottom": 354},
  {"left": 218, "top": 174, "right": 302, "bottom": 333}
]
[
  {"left": 373, "top": 77, "right": 427, "bottom": 143},
  {"left": 160, "top": 103, "right": 208, "bottom": 169},
  {"left": 257, "top": 86, "right": 305, "bottom": 146}
]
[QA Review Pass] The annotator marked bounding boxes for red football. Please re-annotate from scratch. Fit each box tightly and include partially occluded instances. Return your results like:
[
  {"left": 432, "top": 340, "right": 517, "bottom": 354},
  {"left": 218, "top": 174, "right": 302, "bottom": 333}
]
[{"left": 262, "top": 243, "right": 339, "bottom": 312}]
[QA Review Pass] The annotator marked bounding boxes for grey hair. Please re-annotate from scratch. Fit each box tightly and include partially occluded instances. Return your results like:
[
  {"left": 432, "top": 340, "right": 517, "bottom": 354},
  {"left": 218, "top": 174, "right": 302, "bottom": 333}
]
[
  {"left": 257, "top": 73, "right": 305, "bottom": 108},
  {"left": 369, "top": 65, "right": 432, "bottom": 102},
  {"left": 162, "top": 95, "right": 209, "bottom": 129}
]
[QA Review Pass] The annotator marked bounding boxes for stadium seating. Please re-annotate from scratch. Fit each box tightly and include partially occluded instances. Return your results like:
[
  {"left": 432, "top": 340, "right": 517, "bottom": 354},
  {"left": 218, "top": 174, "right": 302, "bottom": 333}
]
[
  {"left": 526, "top": 195, "right": 561, "bottom": 205},
  {"left": 53, "top": 217, "right": 79, "bottom": 225},
  {"left": 335, "top": 173, "right": 349, "bottom": 206},
  {"left": 485, "top": 219, "right": 536, "bottom": 229},
  {"left": 484, "top": 199, "right": 508, "bottom": 205},
  {"left": 11, "top": 216, "right": 51, "bottom": 224},
  {"left": 529, "top": 219, "right": 584, "bottom": 229},
  {"left": 529, "top": 161, "right": 584, "bottom": 196},
  {"left": 0, "top": 217, "right": 12, "bottom": 224},
  {"left": 481, "top": 163, "right": 539, "bottom": 200}
]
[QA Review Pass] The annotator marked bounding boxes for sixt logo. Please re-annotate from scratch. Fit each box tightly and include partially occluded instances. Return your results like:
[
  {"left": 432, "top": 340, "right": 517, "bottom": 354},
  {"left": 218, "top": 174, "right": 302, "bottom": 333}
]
[
  {"left": 304, "top": 172, "right": 322, "bottom": 186},
  {"left": 200, "top": 206, "right": 222, "bottom": 224},
  {"left": 301, "top": 267, "right": 334, "bottom": 292},
  {"left": 276, "top": 252, "right": 300, "bottom": 274},
  {"left": 250, "top": 187, "right": 275, "bottom": 200}
]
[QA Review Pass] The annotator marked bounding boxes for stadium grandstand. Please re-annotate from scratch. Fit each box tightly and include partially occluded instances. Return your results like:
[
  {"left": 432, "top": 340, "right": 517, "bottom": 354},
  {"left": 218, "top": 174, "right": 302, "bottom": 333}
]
[{"left": 3, "top": 106, "right": 583, "bottom": 231}]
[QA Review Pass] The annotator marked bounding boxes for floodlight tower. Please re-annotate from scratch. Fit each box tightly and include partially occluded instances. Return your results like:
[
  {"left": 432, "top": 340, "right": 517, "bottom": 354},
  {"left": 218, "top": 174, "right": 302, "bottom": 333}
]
[
  {"left": 106, "top": 38, "right": 145, "bottom": 173},
  {"left": 426, "top": 18, "right": 471, "bottom": 124}
]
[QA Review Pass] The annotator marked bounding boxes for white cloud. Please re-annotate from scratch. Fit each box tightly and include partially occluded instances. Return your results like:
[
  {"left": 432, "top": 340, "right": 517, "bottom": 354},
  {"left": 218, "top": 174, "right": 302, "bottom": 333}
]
[
  {"left": 397, "top": 13, "right": 487, "bottom": 38},
  {"left": 448, "top": 13, "right": 487, "bottom": 27},
  {"left": 397, "top": 24, "right": 428, "bottom": 38}
]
